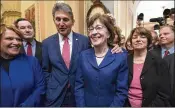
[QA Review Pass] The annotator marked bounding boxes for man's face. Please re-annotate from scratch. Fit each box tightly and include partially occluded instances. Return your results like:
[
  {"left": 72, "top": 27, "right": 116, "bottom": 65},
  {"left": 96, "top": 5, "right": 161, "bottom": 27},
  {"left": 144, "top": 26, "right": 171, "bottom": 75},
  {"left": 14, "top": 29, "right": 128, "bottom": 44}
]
[
  {"left": 159, "top": 27, "right": 174, "bottom": 46},
  {"left": 53, "top": 11, "right": 74, "bottom": 37},
  {"left": 17, "top": 20, "right": 34, "bottom": 41}
]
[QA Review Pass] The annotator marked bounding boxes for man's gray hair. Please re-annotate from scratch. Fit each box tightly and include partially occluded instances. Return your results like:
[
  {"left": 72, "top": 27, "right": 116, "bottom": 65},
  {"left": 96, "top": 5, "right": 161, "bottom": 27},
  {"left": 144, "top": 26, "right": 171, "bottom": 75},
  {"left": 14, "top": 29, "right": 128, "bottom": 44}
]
[{"left": 52, "top": 3, "right": 74, "bottom": 20}]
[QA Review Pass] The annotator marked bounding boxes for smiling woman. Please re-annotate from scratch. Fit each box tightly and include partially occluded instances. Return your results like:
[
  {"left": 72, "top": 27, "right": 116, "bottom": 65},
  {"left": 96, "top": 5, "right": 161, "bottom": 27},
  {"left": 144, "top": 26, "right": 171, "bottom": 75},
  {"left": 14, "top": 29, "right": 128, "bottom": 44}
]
[
  {"left": 0, "top": 25, "right": 23, "bottom": 59},
  {"left": 0, "top": 25, "right": 45, "bottom": 107},
  {"left": 75, "top": 13, "right": 129, "bottom": 107}
]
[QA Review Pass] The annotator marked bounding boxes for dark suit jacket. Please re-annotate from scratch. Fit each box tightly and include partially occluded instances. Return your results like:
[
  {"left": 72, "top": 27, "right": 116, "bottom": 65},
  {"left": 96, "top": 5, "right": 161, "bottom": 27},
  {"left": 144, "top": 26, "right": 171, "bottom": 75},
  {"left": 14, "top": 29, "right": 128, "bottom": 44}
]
[
  {"left": 42, "top": 32, "right": 90, "bottom": 106},
  {"left": 75, "top": 48, "right": 128, "bottom": 107},
  {"left": 164, "top": 53, "right": 175, "bottom": 106},
  {"left": 20, "top": 39, "right": 42, "bottom": 65},
  {"left": 125, "top": 51, "right": 171, "bottom": 107},
  {"left": 150, "top": 45, "right": 162, "bottom": 58}
]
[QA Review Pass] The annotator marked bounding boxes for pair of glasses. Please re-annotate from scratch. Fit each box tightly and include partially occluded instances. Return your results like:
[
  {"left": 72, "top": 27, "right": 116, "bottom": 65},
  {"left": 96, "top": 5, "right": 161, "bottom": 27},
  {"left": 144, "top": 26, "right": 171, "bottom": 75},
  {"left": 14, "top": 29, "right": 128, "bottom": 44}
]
[{"left": 88, "top": 25, "right": 105, "bottom": 33}]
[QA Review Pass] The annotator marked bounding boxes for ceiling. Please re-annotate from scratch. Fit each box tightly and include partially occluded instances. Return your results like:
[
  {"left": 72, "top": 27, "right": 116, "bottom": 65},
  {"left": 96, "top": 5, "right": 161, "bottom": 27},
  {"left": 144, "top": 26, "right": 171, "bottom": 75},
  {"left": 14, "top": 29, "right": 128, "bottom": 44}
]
[{"left": 136, "top": 0, "right": 174, "bottom": 22}]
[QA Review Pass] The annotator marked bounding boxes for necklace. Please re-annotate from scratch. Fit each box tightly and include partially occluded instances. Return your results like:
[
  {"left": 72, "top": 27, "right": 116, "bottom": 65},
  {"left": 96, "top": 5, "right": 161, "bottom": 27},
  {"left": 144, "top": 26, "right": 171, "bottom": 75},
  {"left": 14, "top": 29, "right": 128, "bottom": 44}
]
[
  {"left": 95, "top": 48, "right": 108, "bottom": 58},
  {"left": 95, "top": 55, "right": 105, "bottom": 58}
]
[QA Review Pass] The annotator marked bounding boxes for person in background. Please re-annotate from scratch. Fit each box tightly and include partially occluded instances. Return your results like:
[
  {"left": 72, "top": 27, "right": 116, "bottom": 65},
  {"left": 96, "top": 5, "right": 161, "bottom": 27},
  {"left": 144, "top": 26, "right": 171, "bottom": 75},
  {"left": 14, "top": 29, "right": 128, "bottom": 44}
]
[
  {"left": 125, "top": 37, "right": 133, "bottom": 55},
  {"left": 0, "top": 25, "right": 45, "bottom": 107},
  {"left": 163, "top": 53, "right": 175, "bottom": 107},
  {"left": 42, "top": 3, "right": 122, "bottom": 107},
  {"left": 14, "top": 18, "right": 42, "bottom": 64},
  {"left": 152, "top": 25, "right": 174, "bottom": 58},
  {"left": 125, "top": 27, "right": 170, "bottom": 107},
  {"left": 120, "top": 35, "right": 126, "bottom": 48},
  {"left": 149, "top": 30, "right": 159, "bottom": 50},
  {"left": 75, "top": 13, "right": 128, "bottom": 107}
]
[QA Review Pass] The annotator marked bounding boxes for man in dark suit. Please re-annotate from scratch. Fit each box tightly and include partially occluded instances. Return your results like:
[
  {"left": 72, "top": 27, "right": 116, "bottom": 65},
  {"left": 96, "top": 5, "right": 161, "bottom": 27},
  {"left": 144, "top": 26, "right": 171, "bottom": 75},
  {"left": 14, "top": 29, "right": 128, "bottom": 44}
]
[
  {"left": 164, "top": 53, "right": 175, "bottom": 106},
  {"left": 14, "top": 18, "right": 42, "bottom": 64},
  {"left": 152, "top": 25, "right": 174, "bottom": 58},
  {"left": 42, "top": 3, "right": 91, "bottom": 107}
]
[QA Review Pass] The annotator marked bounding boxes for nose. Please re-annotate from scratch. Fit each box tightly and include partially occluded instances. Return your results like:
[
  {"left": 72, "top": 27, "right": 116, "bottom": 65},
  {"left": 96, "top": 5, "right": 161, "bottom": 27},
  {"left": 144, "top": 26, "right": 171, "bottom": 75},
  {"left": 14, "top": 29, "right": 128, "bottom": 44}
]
[
  {"left": 59, "top": 19, "right": 65, "bottom": 26},
  {"left": 25, "top": 28, "right": 31, "bottom": 33}
]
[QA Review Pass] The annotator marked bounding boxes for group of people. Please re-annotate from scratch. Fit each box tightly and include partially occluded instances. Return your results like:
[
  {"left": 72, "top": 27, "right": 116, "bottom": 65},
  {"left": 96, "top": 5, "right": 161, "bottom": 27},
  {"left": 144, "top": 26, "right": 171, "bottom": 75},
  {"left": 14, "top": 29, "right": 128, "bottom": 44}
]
[{"left": 0, "top": 2, "right": 174, "bottom": 107}]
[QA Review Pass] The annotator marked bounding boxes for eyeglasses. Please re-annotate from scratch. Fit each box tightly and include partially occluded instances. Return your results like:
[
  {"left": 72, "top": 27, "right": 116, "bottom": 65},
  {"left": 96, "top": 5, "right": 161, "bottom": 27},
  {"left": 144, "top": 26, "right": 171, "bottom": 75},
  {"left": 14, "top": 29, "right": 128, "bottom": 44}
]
[{"left": 88, "top": 25, "right": 105, "bottom": 33}]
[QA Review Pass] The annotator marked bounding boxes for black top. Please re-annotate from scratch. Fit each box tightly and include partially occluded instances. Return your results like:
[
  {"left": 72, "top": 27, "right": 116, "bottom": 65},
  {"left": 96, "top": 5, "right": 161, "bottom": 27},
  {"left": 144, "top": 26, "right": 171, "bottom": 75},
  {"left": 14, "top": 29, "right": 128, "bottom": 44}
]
[{"left": 0, "top": 56, "right": 14, "bottom": 73}]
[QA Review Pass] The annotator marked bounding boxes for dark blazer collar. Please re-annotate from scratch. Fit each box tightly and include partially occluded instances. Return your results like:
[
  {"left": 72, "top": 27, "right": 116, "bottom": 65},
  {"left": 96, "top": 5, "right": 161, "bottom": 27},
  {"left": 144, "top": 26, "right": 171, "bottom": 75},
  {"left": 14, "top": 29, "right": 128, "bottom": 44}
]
[
  {"left": 128, "top": 51, "right": 155, "bottom": 76},
  {"left": 87, "top": 48, "right": 115, "bottom": 69}
]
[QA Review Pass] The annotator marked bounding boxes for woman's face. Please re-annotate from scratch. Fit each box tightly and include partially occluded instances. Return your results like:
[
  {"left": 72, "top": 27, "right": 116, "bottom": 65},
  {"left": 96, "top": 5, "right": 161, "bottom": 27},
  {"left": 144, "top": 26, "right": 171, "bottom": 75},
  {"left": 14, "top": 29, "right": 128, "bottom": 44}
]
[
  {"left": 0, "top": 29, "right": 22, "bottom": 58},
  {"left": 131, "top": 31, "right": 148, "bottom": 50},
  {"left": 88, "top": 19, "right": 110, "bottom": 47}
]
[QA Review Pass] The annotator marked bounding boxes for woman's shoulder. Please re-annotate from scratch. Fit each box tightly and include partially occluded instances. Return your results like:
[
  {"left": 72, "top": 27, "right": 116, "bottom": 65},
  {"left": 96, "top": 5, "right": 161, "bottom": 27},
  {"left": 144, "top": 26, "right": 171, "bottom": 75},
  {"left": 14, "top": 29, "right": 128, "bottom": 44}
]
[{"left": 17, "top": 54, "right": 39, "bottom": 63}]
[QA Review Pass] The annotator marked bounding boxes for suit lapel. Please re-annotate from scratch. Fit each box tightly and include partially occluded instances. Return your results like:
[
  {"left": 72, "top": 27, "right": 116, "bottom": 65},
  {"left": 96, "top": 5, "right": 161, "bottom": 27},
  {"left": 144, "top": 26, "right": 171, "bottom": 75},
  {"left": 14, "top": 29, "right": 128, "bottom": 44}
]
[
  {"left": 99, "top": 49, "right": 115, "bottom": 69},
  {"left": 87, "top": 48, "right": 98, "bottom": 69},
  {"left": 35, "top": 40, "right": 41, "bottom": 58},
  {"left": 128, "top": 54, "right": 134, "bottom": 77},
  {"left": 69, "top": 32, "right": 79, "bottom": 72},
  {"left": 141, "top": 52, "right": 154, "bottom": 76}
]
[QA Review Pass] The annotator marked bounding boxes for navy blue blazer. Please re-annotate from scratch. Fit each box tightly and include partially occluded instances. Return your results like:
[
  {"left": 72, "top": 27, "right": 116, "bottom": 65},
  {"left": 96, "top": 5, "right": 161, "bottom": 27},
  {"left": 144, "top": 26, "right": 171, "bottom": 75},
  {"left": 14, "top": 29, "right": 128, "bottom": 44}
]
[
  {"left": 42, "top": 32, "right": 90, "bottom": 106},
  {"left": 75, "top": 48, "right": 129, "bottom": 107},
  {"left": 0, "top": 54, "right": 45, "bottom": 107}
]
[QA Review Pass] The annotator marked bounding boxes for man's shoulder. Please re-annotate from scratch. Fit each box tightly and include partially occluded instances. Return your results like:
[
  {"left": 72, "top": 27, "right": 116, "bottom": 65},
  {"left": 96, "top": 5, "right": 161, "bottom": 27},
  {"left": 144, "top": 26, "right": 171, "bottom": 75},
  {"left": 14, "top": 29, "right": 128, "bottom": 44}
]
[
  {"left": 73, "top": 32, "right": 88, "bottom": 40},
  {"left": 42, "top": 33, "right": 58, "bottom": 43}
]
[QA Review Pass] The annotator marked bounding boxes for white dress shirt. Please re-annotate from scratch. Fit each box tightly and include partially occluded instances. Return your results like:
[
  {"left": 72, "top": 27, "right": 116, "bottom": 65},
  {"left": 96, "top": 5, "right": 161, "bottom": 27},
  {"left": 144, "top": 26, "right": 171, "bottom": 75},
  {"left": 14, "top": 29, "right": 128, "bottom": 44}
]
[
  {"left": 23, "top": 40, "right": 36, "bottom": 56},
  {"left": 58, "top": 31, "right": 73, "bottom": 59}
]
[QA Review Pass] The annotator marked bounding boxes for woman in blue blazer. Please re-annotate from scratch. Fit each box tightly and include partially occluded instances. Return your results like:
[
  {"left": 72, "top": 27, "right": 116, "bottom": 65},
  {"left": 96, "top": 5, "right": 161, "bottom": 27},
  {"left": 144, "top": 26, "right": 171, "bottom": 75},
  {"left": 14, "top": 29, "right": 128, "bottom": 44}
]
[
  {"left": 74, "top": 13, "right": 128, "bottom": 107},
  {"left": 0, "top": 25, "right": 45, "bottom": 107}
]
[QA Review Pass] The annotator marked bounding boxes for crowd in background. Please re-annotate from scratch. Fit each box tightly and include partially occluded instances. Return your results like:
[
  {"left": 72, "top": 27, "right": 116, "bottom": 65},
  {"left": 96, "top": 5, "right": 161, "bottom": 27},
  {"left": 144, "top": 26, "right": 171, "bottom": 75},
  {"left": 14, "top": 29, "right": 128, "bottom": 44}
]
[{"left": 0, "top": 2, "right": 174, "bottom": 107}]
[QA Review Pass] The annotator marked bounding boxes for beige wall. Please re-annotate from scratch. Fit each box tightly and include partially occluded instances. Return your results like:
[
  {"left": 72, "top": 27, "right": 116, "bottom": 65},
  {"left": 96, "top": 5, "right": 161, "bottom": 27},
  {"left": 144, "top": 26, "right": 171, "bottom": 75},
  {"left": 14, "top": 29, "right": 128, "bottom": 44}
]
[
  {"left": 1, "top": 1, "right": 21, "bottom": 26},
  {"left": 115, "top": 1, "right": 134, "bottom": 38}
]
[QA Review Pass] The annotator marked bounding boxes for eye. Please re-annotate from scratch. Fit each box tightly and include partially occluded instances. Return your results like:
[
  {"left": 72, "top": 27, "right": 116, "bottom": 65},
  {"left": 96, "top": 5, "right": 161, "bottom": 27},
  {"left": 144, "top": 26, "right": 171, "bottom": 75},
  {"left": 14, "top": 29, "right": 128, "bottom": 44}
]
[
  {"left": 63, "top": 18, "right": 70, "bottom": 22},
  {"left": 19, "top": 26, "right": 25, "bottom": 29},
  {"left": 27, "top": 26, "right": 33, "bottom": 29},
  {"left": 95, "top": 26, "right": 103, "bottom": 30},
  {"left": 140, "top": 35, "right": 146, "bottom": 38},
  {"left": 132, "top": 35, "right": 137, "bottom": 39},
  {"left": 88, "top": 27, "right": 94, "bottom": 32},
  {"left": 16, "top": 38, "right": 22, "bottom": 42},
  {"left": 55, "top": 17, "right": 61, "bottom": 22},
  {"left": 6, "top": 37, "right": 13, "bottom": 40}
]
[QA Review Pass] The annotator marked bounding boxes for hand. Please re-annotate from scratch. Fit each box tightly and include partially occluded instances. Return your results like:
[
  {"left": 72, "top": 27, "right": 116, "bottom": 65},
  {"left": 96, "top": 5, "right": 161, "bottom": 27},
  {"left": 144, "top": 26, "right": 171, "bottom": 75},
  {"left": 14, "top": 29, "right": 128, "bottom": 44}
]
[{"left": 111, "top": 44, "right": 123, "bottom": 54}]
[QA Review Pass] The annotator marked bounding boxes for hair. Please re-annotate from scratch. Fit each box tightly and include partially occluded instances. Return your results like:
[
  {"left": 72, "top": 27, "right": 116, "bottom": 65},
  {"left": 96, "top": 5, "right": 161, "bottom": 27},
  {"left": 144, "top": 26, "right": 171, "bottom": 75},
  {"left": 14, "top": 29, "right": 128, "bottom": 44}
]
[
  {"left": 125, "top": 36, "right": 133, "bottom": 54},
  {"left": 14, "top": 18, "right": 32, "bottom": 28},
  {"left": 114, "top": 26, "right": 122, "bottom": 46},
  {"left": 160, "top": 25, "right": 175, "bottom": 33},
  {"left": 0, "top": 25, "right": 23, "bottom": 40},
  {"left": 150, "top": 30, "right": 159, "bottom": 42},
  {"left": 52, "top": 3, "right": 74, "bottom": 21},
  {"left": 129, "top": 27, "right": 152, "bottom": 48},
  {"left": 87, "top": 13, "right": 115, "bottom": 48}
]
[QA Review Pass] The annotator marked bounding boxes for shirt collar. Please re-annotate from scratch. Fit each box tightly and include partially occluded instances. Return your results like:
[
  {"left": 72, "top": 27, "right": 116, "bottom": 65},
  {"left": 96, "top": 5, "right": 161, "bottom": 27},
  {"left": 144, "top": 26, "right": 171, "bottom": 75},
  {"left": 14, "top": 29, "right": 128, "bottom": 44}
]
[
  {"left": 23, "top": 39, "right": 36, "bottom": 47},
  {"left": 58, "top": 31, "right": 73, "bottom": 42},
  {"left": 161, "top": 46, "right": 175, "bottom": 54}
]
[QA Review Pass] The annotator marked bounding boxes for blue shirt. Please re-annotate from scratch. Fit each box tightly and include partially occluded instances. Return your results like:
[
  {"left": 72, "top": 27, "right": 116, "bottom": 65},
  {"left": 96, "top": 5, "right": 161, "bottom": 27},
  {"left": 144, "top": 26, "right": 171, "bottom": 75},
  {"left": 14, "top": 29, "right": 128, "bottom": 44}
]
[
  {"left": 23, "top": 40, "right": 36, "bottom": 56},
  {"left": 161, "top": 46, "right": 174, "bottom": 58}
]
